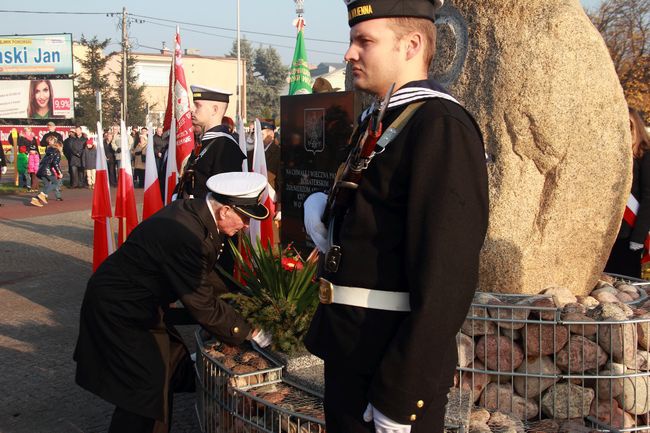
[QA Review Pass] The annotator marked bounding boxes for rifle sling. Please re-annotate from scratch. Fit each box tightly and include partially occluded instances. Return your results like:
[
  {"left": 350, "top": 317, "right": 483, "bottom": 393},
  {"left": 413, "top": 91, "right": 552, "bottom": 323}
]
[{"left": 325, "top": 101, "right": 426, "bottom": 273}]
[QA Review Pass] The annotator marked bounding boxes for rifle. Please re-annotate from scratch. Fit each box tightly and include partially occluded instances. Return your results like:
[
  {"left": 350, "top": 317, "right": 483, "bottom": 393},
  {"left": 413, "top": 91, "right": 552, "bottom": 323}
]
[{"left": 321, "top": 83, "right": 395, "bottom": 272}]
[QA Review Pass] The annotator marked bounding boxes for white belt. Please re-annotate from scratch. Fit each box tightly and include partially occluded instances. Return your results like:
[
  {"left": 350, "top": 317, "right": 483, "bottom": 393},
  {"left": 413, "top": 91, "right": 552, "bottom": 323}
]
[{"left": 319, "top": 278, "right": 411, "bottom": 312}]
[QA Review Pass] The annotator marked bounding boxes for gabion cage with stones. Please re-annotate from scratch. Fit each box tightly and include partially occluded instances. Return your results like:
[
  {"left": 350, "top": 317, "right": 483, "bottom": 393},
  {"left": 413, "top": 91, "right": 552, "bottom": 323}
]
[
  {"left": 194, "top": 330, "right": 327, "bottom": 433},
  {"left": 455, "top": 282, "right": 650, "bottom": 433}
]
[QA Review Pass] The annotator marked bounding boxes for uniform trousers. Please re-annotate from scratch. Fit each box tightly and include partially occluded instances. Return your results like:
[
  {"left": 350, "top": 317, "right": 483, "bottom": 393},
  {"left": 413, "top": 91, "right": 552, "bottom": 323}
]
[
  {"left": 107, "top": 342, "right": 195, "bottom": 433},
  {"left": 605, "top": 237, "right": 642, "bottom": 279},
  {"left": 323, "top": 361, "right": 448, "bottom": 433}
]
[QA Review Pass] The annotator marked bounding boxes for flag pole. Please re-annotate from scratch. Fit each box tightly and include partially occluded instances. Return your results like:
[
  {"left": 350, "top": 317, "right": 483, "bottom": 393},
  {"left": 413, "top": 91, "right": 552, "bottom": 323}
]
[{"left": 236, "top": 0, "right": 242, "bottom": 122}]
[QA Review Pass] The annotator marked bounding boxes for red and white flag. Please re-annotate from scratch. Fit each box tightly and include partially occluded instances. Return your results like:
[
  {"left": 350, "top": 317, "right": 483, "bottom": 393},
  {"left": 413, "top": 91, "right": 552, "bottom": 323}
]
[
  {"left": 92, "top": 122, "right": 115, "bottom": 271},
  {"left": 249, "top": 119, "right": 275, "bottom": 248},
  {"left": 163, "top": 27, "right": 194, "bottom": 175},
  {"left": 164, "top": 120, "right": 178, "bottom": 204},
  {"left": 142, "top": 125, "right": 163, "bottom": 219},
  {"left": 115, "top": 121, "right": 138, "bottom": 246},
  {"left": 237, "top": 117, "right": 248, "bottom": 173}
]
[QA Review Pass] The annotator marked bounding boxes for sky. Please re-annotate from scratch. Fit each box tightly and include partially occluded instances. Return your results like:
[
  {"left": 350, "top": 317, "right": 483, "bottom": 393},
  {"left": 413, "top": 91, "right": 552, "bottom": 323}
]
[{"left": 0, "top": 0, "right": 604, "bottom": 66}]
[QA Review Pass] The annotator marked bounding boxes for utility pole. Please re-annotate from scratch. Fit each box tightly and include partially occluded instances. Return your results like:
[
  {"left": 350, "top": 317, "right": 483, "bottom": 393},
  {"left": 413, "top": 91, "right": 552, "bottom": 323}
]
[{"left": 121, "top": 7, "right": 128, "bottom": 125}]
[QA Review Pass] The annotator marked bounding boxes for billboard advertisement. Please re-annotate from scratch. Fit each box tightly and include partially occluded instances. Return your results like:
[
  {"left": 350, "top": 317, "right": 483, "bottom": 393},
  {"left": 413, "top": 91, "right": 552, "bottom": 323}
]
[
  {"left": 0, "top": 79, "right": 74, "bottom": 119},
  {"left": 0, "top": 34, "right": 73, "bottom": 75}
]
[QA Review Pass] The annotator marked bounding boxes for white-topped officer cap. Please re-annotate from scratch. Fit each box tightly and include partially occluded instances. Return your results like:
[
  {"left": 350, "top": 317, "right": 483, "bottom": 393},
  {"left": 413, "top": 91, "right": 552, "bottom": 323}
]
[
  {"left": 206, "top": 172, "right": 269, "bottom": 220},
  {"left": 190, "top": 85, "right": 232, "bottom": 103}
]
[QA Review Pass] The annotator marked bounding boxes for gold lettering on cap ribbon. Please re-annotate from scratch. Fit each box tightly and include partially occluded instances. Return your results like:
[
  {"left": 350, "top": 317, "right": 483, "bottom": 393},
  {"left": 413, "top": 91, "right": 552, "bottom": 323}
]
[{"left": 348, "top": 5, "right": 373, "bottom": 21}]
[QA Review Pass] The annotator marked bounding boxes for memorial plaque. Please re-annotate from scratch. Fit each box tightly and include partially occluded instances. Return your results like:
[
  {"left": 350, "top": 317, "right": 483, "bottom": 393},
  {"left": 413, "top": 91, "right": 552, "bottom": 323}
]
[{"left": 280, "top": 91, "right": 361, "bottom": 255}]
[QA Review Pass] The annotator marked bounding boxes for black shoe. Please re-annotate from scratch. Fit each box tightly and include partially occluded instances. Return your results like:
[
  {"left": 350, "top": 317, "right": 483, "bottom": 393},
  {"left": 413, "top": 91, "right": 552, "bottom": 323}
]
[{"left": 56, "top": 198, "right": 63, "bottom": 201}]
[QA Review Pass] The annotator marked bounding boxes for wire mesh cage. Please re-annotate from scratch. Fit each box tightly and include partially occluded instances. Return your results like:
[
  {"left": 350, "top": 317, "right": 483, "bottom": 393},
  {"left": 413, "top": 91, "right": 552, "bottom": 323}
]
[
  {"left": 195, "top": 330, "right": 328, "bottom": 432},
  {"left": 455, "top": 278, "right": 650, "bottom": 433}
]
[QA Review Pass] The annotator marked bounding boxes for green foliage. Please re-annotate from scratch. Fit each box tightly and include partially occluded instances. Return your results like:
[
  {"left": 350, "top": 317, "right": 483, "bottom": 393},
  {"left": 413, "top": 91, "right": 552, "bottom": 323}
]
[
  {"left": 106, "top": 48, "right": 148, "bottom": 127},
  {"left": 74, "top": 35, "right": 115, "bottom": 129},
  {"left": 223, "top": 234, "right": 319, "bottom": 355},
  {"left": 228, "top": 38, "right": 289, "bottom": 121}
]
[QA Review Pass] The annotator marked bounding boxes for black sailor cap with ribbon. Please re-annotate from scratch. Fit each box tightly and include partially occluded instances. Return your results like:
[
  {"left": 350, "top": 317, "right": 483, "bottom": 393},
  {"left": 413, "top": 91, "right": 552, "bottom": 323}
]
[
  {"left": 190, "top": 85, "right": 231, "bottom": 103},
  {"left": 344, "top": 0, "right": 444, "bottom": 27},
  {"left": 206, "top": 172, "right": 270, "bottom": 220}
]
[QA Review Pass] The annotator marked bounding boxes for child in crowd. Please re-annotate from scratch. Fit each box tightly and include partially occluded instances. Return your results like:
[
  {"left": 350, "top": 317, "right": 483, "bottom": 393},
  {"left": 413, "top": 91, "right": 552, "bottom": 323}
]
[
  {"left": 26, "top": 140, "right": 40, "bottom": 192},
  {"left": 31, "top": 137, "right": 63, "bottom": 207},
  {"left": 81, "top": 139, "right": 97, "bottom": 189},
  {"left": 17, "top": 145, "right": 29, "bottom": 189}
]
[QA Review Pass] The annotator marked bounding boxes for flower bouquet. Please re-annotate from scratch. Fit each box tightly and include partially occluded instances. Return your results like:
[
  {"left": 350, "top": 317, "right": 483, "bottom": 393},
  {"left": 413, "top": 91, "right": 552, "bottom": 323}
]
[{"left": 223, "top": 234, "right": 320, "bottom": 355}]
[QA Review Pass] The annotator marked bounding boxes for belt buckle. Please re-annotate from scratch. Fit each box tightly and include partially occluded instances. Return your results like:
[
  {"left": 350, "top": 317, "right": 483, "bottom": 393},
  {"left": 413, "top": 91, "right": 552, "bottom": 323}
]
[{"left": 319, "top": 278, "right": 334, "bottom": 304}]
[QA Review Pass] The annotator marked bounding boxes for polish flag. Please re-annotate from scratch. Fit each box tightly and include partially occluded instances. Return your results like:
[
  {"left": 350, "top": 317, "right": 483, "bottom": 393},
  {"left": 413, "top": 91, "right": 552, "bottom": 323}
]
[
  {"left": 115, "top": 121, "right": 138, "bottom": 246},
  {"left": 164, "top": 120, "right": 178, "bottom": 204},
  {"left": 91, "top": 122, "right": 115, "bottom": 271},
  {"left": 142, "top": 125, "right": 163, "bottom": 219},
  {"left": 249, "top": 119, "right": 275, "bottom": 249},
  {"left": 237, "top": 117, "right": 248, "bottom": 173},
  {"left": 162, "top": 27, "right": 194, "bottom": 174}
]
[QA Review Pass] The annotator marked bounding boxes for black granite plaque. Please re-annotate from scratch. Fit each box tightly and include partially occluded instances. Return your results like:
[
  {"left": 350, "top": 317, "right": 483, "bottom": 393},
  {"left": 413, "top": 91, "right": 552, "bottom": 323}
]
[{"left": 280, "top": 91, "right": 361, "bottom": 255}]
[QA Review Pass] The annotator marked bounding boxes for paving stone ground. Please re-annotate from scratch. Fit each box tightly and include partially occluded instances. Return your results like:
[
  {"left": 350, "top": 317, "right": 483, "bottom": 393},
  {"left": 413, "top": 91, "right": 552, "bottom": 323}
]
[{"left": 0, "top": 187, "right": 201, "bottom": 433}]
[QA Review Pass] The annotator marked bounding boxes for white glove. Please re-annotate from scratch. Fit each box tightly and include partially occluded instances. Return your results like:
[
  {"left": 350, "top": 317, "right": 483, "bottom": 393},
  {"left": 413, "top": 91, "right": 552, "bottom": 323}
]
[
  {"left": 252, "top": 328, "right": 273, "bottom": 348},
  {"left": 363, "top": 403, "right": 411, "bottom": 433},
  {"left": 1, "top": 166, "right": 6, "bottom": 175},
  {"left": 274, "top": 210, "right": 282, "bottom": 221},
  {"left": 303, "top": 192, "right": 329, "bottom": 253},
  {"left": 630, "top": 241, "right": 644, "bottom": 251}
]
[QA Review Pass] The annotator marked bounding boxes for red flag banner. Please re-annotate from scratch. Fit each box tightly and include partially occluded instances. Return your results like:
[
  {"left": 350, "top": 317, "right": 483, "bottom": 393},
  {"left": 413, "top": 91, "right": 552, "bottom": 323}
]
[
  {"left": 115, "top": 121, "right": 138, "bottom": 246},
  {"left": 165, "top": 120, "right": 178, "bottom": 204},
  {"left": 249, "top": 119, "right": 275, "bottom": 249},
  {"left": 143, "top": 125, "right": 163, "bottom": 219},
  {"left": 172, "top": 28, "right": 194, "bottom": 173},
  {"left": 91, "top": 122, "right": 115, "bottom": 271}
]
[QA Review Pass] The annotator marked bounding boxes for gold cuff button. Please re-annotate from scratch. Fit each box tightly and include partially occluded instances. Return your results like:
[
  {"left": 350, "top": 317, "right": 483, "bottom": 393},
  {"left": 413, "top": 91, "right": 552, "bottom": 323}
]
[
  {"left": 410, "top": 414, "right": 417, "bottom": 421},
  {"left": 232, "top": 326, "right": 240, "bottom": 334},
  {"left": 417, "top": 400, "right": 424, "bottom": 408}
]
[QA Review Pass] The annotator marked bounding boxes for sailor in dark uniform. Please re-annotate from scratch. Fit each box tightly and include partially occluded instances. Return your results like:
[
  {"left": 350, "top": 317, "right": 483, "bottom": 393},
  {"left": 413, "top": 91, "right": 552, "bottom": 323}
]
[
  {"left": 303, "top": 1, "right": 489, "bottom": 432},
  {"left": 178, "top": 85, "right": 245, "bottom": 199},
  {"left": 74, "top": 172, "right": 272, "bottom": 433}
]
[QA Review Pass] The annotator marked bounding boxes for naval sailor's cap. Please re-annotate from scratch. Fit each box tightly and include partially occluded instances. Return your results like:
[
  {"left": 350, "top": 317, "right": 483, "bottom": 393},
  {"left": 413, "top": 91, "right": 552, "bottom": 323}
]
[
  {"left": 260, "top": 119, "right": 276, "bottom": 131},
  {"left": 344, "top": 0, "right": 444, "bottom": 27},
  {"left": 206, "top": 172, "right": 270, "bottom": 220},
  {"left": 191, "top": 85, "right": 231, "bottom": 103}
]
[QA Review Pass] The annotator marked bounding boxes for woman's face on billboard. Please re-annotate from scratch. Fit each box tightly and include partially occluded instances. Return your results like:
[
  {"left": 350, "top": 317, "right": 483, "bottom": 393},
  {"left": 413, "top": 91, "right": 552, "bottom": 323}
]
[{"left": 35, "top": 82, "right": 50, "bottom": 109}]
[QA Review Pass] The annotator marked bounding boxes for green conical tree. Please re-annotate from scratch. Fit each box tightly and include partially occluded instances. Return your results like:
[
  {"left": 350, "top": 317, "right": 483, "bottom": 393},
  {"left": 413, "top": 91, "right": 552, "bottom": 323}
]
[
  {"left": 107, "top": 48, "right": 148, "bottom": 127},
  {"left": 74, "top": 35, "right": 115, "bottom": 131}
]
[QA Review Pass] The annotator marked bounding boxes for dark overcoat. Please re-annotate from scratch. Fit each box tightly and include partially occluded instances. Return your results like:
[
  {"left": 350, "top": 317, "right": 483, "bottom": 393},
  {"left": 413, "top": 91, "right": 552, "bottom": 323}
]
[
  {"left": 304, "top": 80, "right": 489, "bottom": 428},
  {"left": 74, "top": 199, "right": 252, "bottom": 422}
]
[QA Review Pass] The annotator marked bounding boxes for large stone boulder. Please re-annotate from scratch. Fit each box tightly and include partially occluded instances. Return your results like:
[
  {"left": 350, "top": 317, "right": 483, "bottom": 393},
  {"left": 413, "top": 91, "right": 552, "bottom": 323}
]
[{"left": 433, "top": 0, "right": 631, "bottom": 296}]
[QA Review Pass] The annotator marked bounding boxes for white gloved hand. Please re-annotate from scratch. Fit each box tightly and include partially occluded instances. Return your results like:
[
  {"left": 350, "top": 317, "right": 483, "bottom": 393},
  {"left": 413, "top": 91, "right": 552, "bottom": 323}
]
[
  {"left": 363, "top": 403, "right": 412, "bottom": 433},
  {"left": 1, "top": 166, "right": 6, "bottom": 175},
  {"left": 303, "top": 192, "right": 329, "bottom": 253},
  {"left": 252, "top": 328, "right": 273, "bottom": 348},
  {"left": 630, "top": 241, "right": 644, "bottom": 251},
  {"left": 274, "top": 210, "right": 282, "bottom": 221}
]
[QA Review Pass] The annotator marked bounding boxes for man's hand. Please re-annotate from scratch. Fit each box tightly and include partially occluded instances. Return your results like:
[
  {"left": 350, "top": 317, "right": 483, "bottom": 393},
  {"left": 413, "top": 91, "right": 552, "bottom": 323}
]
[
  {"left": 303, "top": 192, "right": 329, "bottom": 253},
  {"left": 251, "top": 328, "right": 273, "bottom": 348},
  {"left": 1, "top": 166, "right": 6, "bottom": 175},
  {"left": 363, "top": 403, "right": 411, "bottom": 433}
]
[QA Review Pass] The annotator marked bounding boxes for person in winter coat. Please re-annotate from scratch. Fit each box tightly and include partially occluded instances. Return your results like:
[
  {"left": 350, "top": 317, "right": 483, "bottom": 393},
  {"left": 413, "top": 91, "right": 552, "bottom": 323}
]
[
  {"left": 17, "top": 145, "right": 29, "bottom": 188},
  {"left": 31, "top": 137, "right": 63, "bottom": 206},
  {"left": 0, "top": 142, "right": 6, "bottom": 183},
  {"left": 131, "top": 131, "right": 147, "bottom": 188},
  {"left": 104, "top": 130, "right": 118, "bottom": 187},
  {"left": 40, "top": 121, "right": 64, "bottom": 150},
  {"left": 26, "top": 139, "right": 40, "bottom": 192},
  {"left": 74, "top": 172, "right": 272, "bottom": 433},
  {"left": 82, "top": 140, "right": 98, "bottom": 189},
  {"left": 68, "top": 126, "right": 87, "bottom": 188},
  {"left": 606, "top": 107, "right": 650, "bottom": 278}
]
